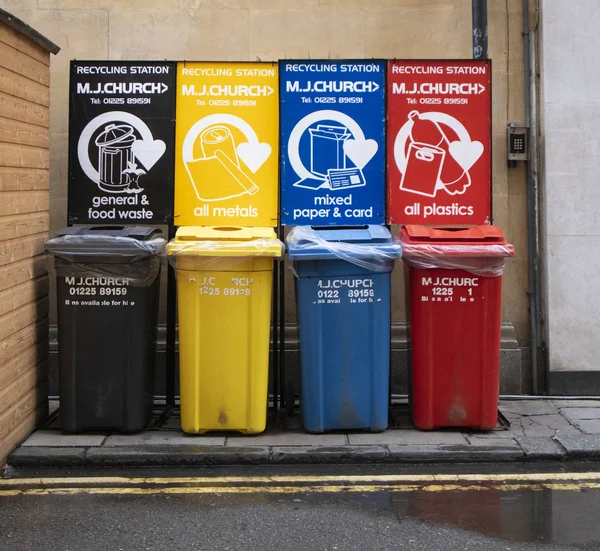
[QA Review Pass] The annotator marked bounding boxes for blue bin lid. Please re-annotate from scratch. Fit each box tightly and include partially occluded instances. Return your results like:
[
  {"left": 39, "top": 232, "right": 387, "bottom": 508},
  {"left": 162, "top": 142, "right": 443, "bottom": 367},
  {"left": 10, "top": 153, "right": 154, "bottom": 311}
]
[{"left": 286, "top": 225, "right": 402, "bottom": 262}]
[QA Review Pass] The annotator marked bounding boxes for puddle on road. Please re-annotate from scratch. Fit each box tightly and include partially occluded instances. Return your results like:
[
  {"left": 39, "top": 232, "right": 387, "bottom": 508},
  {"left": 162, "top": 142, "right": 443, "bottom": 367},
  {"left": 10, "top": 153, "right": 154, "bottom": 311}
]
[
  {"left": 390, "top": 487, "right": 600, "bottom": 547},
  {"left": 172, "top": 484, "right": 600, "bottom": 547},
  {"left": 241, "top": 485, "right": 600, "bottom": 548}
]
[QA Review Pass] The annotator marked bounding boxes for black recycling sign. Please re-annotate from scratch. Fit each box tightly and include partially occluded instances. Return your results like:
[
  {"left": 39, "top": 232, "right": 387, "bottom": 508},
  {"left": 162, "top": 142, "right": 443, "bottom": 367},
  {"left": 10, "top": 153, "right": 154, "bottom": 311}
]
[{"left": 68, "top": 61, "right": 176, "bottom": 225}]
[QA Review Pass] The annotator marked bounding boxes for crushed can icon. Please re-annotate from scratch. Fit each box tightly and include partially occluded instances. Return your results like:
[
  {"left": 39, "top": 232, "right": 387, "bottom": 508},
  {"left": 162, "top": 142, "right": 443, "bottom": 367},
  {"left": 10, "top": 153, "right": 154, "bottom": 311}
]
[{"left": 183, "top": 123, "right": 260, "bottom": 202}]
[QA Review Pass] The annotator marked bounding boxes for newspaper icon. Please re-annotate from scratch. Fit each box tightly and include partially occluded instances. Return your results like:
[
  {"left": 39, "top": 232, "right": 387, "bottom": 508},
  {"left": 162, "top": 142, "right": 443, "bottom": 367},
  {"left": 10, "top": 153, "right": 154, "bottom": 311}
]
[{"left": 327, "top": 167, "right": 366, "bottom": 190}]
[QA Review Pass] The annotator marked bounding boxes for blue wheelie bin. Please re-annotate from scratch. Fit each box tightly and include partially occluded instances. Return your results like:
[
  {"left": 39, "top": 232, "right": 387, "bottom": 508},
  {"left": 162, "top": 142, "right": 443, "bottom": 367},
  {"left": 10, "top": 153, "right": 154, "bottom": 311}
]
[{"left": 287, "top": 226, "right": 402, "bottom": 433}]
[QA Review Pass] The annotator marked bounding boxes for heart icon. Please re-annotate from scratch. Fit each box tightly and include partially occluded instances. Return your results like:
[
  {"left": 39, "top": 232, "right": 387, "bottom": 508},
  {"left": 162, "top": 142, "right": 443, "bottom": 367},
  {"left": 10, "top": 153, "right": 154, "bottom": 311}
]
[
  {"left": 237, "top": 142, "right": 272, "bottom": 173},
  {"left": 132, "top": 139, "right": 166, "bottom": 170},
  {"left": 448, "top": 140, "right": 484, "bottom": 172},
  {"left": 343, "top": 139, "right": 378, "bottom": 169}
]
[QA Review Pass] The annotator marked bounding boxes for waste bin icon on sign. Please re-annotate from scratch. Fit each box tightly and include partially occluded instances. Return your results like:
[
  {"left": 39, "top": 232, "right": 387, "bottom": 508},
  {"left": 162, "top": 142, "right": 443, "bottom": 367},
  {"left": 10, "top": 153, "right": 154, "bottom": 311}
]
[{"left": 95, "top": 124, "right": 143, "bottom": 193}]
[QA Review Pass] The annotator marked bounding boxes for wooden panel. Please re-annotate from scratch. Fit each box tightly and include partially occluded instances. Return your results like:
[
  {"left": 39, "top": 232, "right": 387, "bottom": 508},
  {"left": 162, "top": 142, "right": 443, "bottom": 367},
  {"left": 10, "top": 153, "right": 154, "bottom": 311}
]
[
  {"left": 0, "top": 191, "right": 49, "bottom": 216},
  {"left": 0, "top": 68, "right": 49, "bottom": 107},
  {"left": 0, "top": 92, "right": 49, "bottom": 127},
  {"left": 0, "top": 402, "right": 46, "bottom": 465},
  {"left": 0, "top": 167, "right": 49, "bottom": 191},
  {"left": 0, "top": 143, "right": 49, "bottom": 169},
  {"left": 0, "top": 361, "right": 48, "bottom": 415},
  {"left": 0, "top": 25, "right": 50, "bottom": 66},
  {"left": 0, "top": 341, "right": 49, "bottom": 391},
  {"left": 0, "top": 297, "right": 49, "bottom": 342},
  {"left": 0, "top": 379, "right": 48, "bottom": 441},
  {"left": 0, "top": 212, "right": 49, "bottom": 241},
  {"left": 0, "top": 233, "right": 47, "bottom": 267},
  {"left": 0, "top": 276, "right": 49, "bottom": 317},
  {"left": 0, "top": 319, "right": 49, "bottom": 366},
  {"left": 0, "top": 255, "right": 47, "bottom": 293},
  {"left": 0, "top": 42, "right": 50, "bottom": 86},
  {"left": 0, "top": 30, "right": 51, "bottom": 464},
  {"left": 0, "top": 116, "right": 49, "bottom": 147},
  {"left": 0, "top": 192, "right": 49, "bottom": 217}
]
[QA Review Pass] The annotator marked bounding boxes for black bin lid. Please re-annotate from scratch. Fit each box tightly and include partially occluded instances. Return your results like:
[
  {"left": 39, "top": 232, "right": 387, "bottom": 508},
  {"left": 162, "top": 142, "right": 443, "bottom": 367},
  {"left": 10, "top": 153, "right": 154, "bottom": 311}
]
[{"left": 46, "top": 225, "right": 165, "bottom": 260}]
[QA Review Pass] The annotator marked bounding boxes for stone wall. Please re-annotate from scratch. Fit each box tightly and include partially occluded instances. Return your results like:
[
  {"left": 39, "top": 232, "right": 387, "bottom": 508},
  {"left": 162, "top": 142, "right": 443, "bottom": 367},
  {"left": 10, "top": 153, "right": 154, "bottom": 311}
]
[
  {"left": 6, "top": 0, "right": 531, "bottom": 393},
  {"left": 541, "top": 0, "right": 600, "bottom": 378}
]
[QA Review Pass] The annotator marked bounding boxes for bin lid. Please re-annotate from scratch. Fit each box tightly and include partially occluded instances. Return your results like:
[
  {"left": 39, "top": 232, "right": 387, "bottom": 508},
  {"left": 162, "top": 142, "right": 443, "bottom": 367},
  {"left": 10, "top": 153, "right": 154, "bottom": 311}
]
[
  {"left": 45, "top": 225, "right": 166, "bottom": 260},
  {"left": 399, "top": 225, "right": 514, "bottom": 258},
  {"left": 286, "top": 225, "right": 402, "bottom": 262},
  {"left": 95, "top": 124, "right": 135, "bottom": 147},
  {"left": 167, "top": 226, "right": 283, "bottom": 257}
]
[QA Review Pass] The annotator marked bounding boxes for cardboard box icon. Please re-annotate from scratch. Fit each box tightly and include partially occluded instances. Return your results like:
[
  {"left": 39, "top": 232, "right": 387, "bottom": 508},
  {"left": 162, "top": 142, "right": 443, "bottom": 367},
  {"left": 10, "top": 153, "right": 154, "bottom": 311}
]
[{"left": 309, "top": 125, "right": 351, "bottom": 177}]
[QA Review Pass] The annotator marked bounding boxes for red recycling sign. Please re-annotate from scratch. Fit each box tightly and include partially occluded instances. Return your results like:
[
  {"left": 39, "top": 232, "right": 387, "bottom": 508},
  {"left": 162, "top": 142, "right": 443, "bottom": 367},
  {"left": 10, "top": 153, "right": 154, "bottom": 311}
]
[{"left": 386, "top": 60, "right": 491, "bottom": 225}]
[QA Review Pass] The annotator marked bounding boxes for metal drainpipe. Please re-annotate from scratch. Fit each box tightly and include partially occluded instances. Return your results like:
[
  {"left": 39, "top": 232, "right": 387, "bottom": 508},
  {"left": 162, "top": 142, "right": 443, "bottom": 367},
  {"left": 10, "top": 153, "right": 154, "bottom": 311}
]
[
  {"left": 523, "top": 0, "right": 544, "bottom": 393},
  {"left": 472, "top": 0, "right": 488, "bottom": 59}
]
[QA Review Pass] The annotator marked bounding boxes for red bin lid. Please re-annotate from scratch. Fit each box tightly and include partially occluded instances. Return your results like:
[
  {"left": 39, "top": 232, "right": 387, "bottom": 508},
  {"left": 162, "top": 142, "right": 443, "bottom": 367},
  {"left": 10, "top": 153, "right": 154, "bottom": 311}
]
[{"left": 399, "top": 225, "right": 514, "bottom": 259}]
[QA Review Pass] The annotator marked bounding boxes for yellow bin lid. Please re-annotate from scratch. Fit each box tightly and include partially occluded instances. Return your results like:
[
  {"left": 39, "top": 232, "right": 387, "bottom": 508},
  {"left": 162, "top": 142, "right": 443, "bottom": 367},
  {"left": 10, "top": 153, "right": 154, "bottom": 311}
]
[{"left": 167, "top": 226, "right": 283, "bottom": 257}]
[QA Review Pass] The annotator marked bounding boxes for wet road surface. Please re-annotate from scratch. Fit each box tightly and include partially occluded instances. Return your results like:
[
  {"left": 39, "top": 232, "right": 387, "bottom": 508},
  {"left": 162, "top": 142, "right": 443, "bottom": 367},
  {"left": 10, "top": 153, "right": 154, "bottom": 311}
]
[{"left": 2, "top": 463, "right": 600, "bottom": 550}]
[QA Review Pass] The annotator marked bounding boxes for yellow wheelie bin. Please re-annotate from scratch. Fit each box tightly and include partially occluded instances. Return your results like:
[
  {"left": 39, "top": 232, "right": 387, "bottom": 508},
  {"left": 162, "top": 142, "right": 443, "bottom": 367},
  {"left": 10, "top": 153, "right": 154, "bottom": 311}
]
[{"left": 168, "top": 226, "right": 282, "bottom": 434}]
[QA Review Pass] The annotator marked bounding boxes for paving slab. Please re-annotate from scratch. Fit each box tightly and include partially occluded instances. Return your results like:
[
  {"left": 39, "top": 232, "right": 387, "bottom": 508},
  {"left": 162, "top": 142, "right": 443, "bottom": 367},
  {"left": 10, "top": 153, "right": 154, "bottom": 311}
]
[
  {"left": 103, "top": 432, "right": 226, "bottom": 447},
  {"left": 348, "top": 430, "right": 467, "bottom": 446},
  {"left": 526, "top": 414, "right": 581, "bottom": 432},
  {"left": 20, "top": 430, "right": 106, "bottom": 447},
  {"left": 8, "top": 447, "right": 87, "bottom": 467},
  {"left": 499, "top": 400, "right": 559, "bottom": 416},
  {"left": 560, "top": 408, "right": 600, "bottom": 421},
  {"left": 501, "top": 410, "right": 524, "bottom": 419},
  {"left": 85, "top": 446, "right": 271, "bottom": 466},
  {"left": 463, "top": 429, "right": 524, "bottom": 440},
  {"left": 466, "top": 435, "right": 520, "bottom": 447},
  {"left": 554, "top": 435, "right": 600, "bottom": 459},
  {"left": 494, "top": 428, "right": 526, "bottom": 438},
  {"left": 515, "top": 437, "right": 567, "bottom": 460},
  {"left": 387, "top": 444, "right": 524, "bottom": 463},
  {"left": 462, "top": 432, "right": 500, "bottom": 439},
  {"left": 8, "top": 399, "right": 600, "bottom": 468},
  {"left": 226, "top": 431, "right": 347, "bottom": 447},
  {"left": 572, "top": 420, "right": 600, "bottom": 435},
  {"left": 271, "top": 446, "right": 388, "bottom": 464},
  {"left": 520, "top": 423, "right": 555, "bottom": 438},
  {"left": 553, "top": 400, "right": 600, "bottom": 408}
]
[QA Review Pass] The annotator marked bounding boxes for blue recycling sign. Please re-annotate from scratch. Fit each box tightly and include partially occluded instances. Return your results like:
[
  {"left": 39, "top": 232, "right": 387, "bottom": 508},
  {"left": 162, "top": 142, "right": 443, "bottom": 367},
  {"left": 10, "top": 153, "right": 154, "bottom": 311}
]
[{"left": 280, "top": 60, "right": 386, "bottom": 226}]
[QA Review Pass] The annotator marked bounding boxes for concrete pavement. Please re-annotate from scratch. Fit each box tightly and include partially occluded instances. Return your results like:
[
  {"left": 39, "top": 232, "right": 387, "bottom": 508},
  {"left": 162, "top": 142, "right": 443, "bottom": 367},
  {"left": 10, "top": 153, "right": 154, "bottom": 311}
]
[{"left": 7, "top": 399, "right": 600, "bottom": 468}]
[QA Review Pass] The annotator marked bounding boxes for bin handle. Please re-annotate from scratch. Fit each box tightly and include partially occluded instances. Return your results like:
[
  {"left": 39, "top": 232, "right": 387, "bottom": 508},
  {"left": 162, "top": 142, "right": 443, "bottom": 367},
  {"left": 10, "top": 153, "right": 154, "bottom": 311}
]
[
  {"left": 176, "top": 226, "right": 257, "bottom": 241},
  {"left": 404, "top": 225, "right": 505, "bottom": 242},
  {"left": 87, "top": 226, "right": 126, "bottom": 232}
]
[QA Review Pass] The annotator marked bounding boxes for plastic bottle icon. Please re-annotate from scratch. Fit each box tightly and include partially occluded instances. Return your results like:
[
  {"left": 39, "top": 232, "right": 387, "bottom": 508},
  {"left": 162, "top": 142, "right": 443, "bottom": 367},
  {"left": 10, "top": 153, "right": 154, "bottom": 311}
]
[{"left": 404, "top": 110, "right": 469, "bottom": 194}]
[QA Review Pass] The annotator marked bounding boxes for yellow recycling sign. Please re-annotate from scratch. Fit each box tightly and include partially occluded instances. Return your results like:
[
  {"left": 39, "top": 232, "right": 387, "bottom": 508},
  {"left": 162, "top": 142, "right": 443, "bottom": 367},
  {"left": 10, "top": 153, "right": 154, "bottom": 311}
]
[{"left": 175, "top": 62, "right": 279, "bottom": 226}]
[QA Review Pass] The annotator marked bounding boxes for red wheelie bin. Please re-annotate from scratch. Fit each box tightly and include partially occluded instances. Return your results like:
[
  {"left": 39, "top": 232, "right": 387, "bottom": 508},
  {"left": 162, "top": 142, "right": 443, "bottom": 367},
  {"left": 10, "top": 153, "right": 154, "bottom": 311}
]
[{"left": 400, "top": 225, "right": 514, "bottom": 430}]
